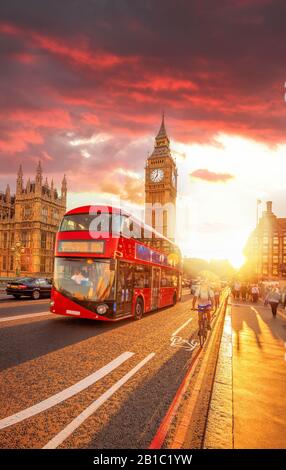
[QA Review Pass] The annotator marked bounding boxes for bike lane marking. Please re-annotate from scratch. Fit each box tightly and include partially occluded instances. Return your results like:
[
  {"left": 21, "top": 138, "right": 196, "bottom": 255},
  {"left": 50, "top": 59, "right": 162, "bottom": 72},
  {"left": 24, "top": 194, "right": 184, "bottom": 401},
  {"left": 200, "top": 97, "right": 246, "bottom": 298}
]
[
  {"left": 0, "top": 352, "right": 134, "bottom": 430},
  {"left": 43, "top": 353, "right": 155, "bottom": 449}
]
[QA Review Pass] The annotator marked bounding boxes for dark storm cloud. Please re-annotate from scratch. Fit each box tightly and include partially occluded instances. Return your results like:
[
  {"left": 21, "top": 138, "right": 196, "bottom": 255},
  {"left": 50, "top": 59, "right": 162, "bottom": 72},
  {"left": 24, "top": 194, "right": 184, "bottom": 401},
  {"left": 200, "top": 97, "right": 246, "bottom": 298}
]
[{"left": 0, "top": 0, "right": 285, "bottom": 194}]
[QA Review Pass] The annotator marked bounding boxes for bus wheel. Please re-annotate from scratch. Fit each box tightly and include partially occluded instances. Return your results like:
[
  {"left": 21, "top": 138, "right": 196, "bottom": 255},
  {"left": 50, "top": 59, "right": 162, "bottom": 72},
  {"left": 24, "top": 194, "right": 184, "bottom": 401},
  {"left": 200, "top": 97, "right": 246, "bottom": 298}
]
[
  {"left": 134, "top": 298, "right": 143, "bottom": 320},
  {"left": 173, "top": 293, "right": 177, "bottom": 305}
]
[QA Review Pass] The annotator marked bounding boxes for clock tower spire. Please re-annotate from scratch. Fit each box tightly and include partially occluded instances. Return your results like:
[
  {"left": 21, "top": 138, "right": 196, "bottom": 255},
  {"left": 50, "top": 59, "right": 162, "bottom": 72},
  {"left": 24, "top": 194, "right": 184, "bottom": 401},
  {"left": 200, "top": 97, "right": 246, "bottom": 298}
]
[{"left": 145, "top": 115, "right": 177, "bottom": 241}]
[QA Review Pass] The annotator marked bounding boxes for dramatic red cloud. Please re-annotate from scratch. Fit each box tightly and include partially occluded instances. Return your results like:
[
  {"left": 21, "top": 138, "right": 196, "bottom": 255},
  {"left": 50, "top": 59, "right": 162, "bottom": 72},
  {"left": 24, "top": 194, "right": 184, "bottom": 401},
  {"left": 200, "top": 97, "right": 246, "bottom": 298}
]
[
  {"left": 0, "top": 21, "right": 138, "bottom": 70},
  {"left": 190, "top": 169, "right": 234, "bottom": 183},
  {"left": 0, "top": 0, "right": 285, "bottom": 195},
  {"left": 0, "top": 129, "right": 43, "bottom": 153},
  {"left": 12, "top": 52, "right": 36, "bottom": 64},
  {"left": 5, "top": 109, "right": 73, "bottom": 129}
]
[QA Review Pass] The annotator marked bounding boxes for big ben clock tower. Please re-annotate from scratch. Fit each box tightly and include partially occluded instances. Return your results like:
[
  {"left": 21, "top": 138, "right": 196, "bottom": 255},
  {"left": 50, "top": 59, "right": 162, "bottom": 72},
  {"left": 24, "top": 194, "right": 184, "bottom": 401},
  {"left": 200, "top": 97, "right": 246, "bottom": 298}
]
[{"left": 145, "top": 114, "right": 177, "bottom": 242}]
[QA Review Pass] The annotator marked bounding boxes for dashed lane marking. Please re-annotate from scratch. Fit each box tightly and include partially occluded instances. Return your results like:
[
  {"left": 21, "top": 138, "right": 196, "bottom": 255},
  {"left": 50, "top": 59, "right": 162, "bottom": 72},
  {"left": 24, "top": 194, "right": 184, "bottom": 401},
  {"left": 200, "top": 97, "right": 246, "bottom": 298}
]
[
  {"left": 43, "top": 353, "right": 155, "bottom": 449},
  {"left": 0, "top": 311, "right": 51, "bottom": 323},
  {"left": 0, "top": 352, "right": 134, "bottom": 431}
]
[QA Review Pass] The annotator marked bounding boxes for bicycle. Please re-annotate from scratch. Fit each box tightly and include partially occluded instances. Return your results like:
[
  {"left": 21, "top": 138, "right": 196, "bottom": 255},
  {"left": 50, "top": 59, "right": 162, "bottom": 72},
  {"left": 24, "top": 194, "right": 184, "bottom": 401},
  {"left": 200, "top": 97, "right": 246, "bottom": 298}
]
[{"left": 196, "top": 304, "right": 212, "bottom": 347}]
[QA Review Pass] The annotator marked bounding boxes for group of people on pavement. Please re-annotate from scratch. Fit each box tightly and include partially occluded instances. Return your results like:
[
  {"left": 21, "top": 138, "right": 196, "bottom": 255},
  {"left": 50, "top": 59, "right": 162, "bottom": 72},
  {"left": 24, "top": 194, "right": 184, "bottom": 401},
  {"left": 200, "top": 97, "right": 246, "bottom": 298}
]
[
  {"left": 232, "top": 279, "right": 286, "bottom": 318},
  {"left": 232, "top": 281, "right": 260, "bottom": 303}
]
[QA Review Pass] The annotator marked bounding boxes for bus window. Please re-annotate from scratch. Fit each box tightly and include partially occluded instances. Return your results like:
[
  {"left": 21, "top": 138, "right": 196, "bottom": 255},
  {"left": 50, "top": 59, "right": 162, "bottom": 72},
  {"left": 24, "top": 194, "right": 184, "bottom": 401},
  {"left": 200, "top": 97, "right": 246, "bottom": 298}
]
[{"left": 134, "top": 265, "right": 151, "bottom": 288}]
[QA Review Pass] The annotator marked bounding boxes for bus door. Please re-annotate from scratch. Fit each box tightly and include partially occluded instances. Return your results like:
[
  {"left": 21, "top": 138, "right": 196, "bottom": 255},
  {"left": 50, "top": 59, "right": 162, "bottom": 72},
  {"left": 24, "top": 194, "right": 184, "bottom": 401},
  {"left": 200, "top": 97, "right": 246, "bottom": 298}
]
[
  {"left": 116, "top": 262, "right": 133, "bottom": 316},
  {"left": 151, "top": 267, "right": 161, "bottom": 310}
]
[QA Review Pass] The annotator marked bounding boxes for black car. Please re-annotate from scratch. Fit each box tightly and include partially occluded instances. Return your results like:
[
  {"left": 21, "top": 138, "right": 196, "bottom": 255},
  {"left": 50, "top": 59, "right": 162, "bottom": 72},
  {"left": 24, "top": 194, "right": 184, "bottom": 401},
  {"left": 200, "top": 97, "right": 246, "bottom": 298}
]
[{"left": 6, "top": 277, "right": 52, "bottom": 300}]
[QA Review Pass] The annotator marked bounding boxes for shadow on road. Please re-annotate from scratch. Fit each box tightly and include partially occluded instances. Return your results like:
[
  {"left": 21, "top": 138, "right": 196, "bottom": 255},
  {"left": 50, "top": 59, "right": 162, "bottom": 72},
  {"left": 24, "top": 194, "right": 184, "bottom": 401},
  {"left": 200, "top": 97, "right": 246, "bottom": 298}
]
[
  {"left": 232, "top": 300, "right": 286, "bottom": 351},
  {"left": 232, "top": 301, "right": 262, "bottom": 351}
]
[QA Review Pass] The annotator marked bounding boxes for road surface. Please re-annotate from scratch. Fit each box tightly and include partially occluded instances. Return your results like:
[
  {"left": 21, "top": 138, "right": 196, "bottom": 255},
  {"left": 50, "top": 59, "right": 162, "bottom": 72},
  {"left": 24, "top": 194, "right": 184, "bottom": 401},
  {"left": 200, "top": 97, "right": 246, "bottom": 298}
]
[{"left": 0, "top": 294, "right": 205, "bottom": 449}]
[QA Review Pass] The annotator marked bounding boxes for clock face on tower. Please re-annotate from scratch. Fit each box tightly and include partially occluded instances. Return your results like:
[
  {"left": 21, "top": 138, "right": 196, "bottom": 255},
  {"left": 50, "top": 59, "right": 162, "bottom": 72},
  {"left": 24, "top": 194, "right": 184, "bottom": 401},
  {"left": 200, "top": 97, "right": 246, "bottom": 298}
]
[{"left": 150, "top": 168, "right": 164, "bottom": 183}]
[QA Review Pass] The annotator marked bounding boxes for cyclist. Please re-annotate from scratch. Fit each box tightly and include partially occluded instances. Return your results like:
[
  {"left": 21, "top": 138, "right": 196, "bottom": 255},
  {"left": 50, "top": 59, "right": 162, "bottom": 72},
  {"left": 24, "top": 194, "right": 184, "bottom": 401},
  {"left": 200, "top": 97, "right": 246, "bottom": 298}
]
[{"left": 193, "top": 280, "right": 214, "bottom": 330}]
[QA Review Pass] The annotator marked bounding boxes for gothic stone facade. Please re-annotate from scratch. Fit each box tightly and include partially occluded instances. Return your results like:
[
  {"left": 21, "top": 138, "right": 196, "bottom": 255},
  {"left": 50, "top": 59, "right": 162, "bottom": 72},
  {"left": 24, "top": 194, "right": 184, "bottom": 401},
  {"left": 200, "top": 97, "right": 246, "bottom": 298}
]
[
  {"left": 0, "top": 162, "right": 67, "bottom": 278},
  {"left": 145, "top": 115, "right": 177, "bottom": 243}
]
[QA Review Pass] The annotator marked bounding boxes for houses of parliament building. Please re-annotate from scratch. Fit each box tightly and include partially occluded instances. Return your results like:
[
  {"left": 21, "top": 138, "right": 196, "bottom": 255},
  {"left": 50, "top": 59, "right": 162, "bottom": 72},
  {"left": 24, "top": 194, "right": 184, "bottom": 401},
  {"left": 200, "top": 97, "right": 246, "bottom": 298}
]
[{"left": 0, "top": 162, "right": 67, "bottom": 278}]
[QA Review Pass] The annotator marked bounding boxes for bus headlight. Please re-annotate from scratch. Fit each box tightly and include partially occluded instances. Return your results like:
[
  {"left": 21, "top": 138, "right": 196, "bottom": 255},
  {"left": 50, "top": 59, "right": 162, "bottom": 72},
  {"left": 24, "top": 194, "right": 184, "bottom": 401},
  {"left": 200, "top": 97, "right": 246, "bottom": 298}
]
[
  {"left": 96, "top": 304, "right": 108, "bottom": 315},
  {"left": 50, "top": 300, "right": 55, "bottom": 307}
]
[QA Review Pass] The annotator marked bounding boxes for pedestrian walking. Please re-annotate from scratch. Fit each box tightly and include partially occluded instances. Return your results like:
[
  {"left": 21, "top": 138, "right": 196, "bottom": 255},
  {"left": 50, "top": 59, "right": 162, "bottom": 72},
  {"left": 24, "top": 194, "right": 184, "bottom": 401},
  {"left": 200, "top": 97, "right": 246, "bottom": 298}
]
[
  {"left": 241, "top": 283, "right": 247, "bottom": 301},
  {"left": 251, "top": 284, "right": 259, "bottom": 303},
  {"left": 246, "top": 283, "right": 252, "bottom": 301},
  {"left": 234, "top": 281, "right": 241, "bottom": 300},
  {"left": 266, "top": 287, "right": 281, "bottom": 317}
]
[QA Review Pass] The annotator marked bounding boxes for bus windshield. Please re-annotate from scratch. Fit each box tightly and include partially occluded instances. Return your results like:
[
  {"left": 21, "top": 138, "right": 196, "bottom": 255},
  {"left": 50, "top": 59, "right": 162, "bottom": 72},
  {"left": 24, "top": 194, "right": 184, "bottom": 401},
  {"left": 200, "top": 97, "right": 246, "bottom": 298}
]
[{"left": 54, "top": 258, "right": 115, "bottom": 302}]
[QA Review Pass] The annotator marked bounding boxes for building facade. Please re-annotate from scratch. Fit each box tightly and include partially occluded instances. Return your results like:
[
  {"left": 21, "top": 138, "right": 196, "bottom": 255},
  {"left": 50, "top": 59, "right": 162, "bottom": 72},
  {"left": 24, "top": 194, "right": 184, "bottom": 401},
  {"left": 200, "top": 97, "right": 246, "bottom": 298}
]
[
  {"left": 244, "top": 201, "right": 286, "bottom": 280},
  {"left": 0, "top": 162, "right": 67, "bottom": 278},
  {"left": 145, "top": 115, "right": 177, "bottom": 242}
]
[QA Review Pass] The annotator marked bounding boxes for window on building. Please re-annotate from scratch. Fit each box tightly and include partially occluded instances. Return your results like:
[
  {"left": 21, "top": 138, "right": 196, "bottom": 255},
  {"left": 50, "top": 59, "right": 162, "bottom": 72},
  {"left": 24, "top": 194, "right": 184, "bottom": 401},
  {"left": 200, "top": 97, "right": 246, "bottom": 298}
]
[
  {"left": 262, "top": 255, "right": 268, "bottom": 262},
  {"left": 51, "top": 233, "right": 56, "bottom": 250},
  {"left": 273, "top": 255, "right": 279, "bottom": 263},
  {"left": 2, "top": 256, "right": 7, "bottom": 271},
  {"left": 273, "top": 236, "right": 279, "bottom": 245},
  {"left": 20, "top": 256, "right": 29, "bottom": 271},
  {"left": 9, "top": 256, "right": 14, "bottom": 271},
  {"left": 21, "top": 231, "right": 29, "bottom": 247},
  {"left": 23, "top": 205, "right": 32, "bottom": 220},
  {"left": 41, "top": 232, "right": 47, "bottom": 250},
  {"left": 52, "top": 208, "right": 59, "bottom": 221},
  {"left": 40, "top": 257, "right": 46, "bottom": 273},
  {"left": 3, "top": 232, "right": 8, "bottom": 249},
  {"left": 42, "top": 206, "right": 48, "bottom": 223}
]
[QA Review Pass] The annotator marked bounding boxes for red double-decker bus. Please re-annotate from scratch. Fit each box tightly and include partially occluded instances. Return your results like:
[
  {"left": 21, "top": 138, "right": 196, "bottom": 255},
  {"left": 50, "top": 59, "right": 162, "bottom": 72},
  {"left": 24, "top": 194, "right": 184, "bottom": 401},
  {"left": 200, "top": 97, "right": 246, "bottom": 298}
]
[{"left": 50, "top": 205, "right": 182, "bottom": 321}]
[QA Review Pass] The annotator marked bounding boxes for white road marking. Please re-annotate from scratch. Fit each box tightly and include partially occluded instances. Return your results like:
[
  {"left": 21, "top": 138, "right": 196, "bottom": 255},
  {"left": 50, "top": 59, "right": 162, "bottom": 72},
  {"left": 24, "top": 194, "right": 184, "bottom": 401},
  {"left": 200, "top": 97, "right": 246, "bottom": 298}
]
[
  {"left": 170, "top": 336, "right": 198, "bottom": 351},
  {"left": 0, "top": 352, "right": 134, "bottom": 431},
  {"left": 43, "top": 352, "right": 155, "bottom": 449},
  {"left": 171, "top": 317, "right": 193, "bottom": 337},
  {"left": 0, "top": 311, "right": 51, "bottom": 323}
]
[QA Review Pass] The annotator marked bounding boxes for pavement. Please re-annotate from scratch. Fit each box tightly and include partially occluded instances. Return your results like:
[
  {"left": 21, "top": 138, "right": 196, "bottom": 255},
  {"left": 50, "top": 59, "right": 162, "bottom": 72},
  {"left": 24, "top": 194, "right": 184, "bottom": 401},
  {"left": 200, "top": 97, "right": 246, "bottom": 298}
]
[
  {"left": 204, "top": 298, "right": 286, "bottom": 449},
  {"left": 0, "top": 292, "right": 204, "bottom": 449}
]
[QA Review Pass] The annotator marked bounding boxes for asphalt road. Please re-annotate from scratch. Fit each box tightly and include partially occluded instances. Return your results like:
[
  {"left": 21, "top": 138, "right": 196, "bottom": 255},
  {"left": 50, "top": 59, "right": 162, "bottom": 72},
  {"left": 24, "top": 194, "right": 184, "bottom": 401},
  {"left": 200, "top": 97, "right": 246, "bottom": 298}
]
[{"left": 0, "top": 293, "right": 210, "bottom": 449}]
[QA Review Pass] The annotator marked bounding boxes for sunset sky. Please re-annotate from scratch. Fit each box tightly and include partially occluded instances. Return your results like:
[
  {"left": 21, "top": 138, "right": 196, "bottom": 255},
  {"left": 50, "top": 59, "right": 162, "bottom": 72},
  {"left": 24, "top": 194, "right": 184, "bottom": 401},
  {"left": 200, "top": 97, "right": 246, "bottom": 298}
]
[{"left": 1, "top": 0, "right": 286, "bottom": 267}]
